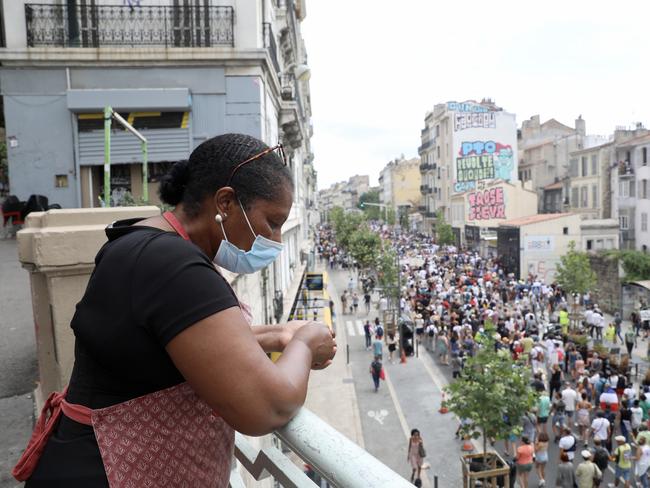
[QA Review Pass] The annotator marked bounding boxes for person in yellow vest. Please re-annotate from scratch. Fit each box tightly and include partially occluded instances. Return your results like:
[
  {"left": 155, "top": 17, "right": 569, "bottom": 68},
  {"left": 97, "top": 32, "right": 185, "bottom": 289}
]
[
  {"left": 610, "top": 435, "right": 632, "bottom": 488},
  {"left": 559, "top": 308, "right": 570, "bottom": 335}
]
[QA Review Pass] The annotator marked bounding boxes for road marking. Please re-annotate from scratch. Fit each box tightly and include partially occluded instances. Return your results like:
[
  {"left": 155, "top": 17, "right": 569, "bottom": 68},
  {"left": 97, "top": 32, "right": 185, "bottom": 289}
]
[
  {"left": 346, "top": 321, "right": 356, "bottom": 337},
  {"left": 356, "top": 320, "right": 364, "bottom": 336},
  {"left": 383, "top": 370, "right": 412, "bottom": 440},
  {"left": 384, "top": 370, "right": 433, "bottom": 488},
  {"left": 367, "top": 409, "right": 389, "bottom": 425},
  {"left": 419, "top": 351, "right": 485, "bottom": 453}
]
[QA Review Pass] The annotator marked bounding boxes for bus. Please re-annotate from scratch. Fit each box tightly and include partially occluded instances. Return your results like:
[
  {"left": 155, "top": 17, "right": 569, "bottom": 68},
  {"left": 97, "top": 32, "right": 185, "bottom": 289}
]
[
  {"left": 271, "top": 270, "right": 332, "bottom": 362},
  {"left": 289, "top": 271, "right": 332, "bottom": 331}
]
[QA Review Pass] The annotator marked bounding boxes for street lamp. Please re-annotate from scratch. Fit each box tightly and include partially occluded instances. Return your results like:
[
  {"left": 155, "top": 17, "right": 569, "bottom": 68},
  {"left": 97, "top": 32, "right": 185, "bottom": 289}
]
[{"left": 360, "top": 202, "right": 389, "bottom": 222}]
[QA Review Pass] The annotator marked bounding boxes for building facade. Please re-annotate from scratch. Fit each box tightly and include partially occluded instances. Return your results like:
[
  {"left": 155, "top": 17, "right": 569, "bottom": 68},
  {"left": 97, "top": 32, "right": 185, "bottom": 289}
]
[
  {"left": 418, "top": 99, "right": 518, "bottom": 233},
  {"left": 517, "top": 114, "right": 609, "bottom": 214},
  {"left": 496, "top": 213, "right": 618, "bottom": 282},
  {"left": 318, "top": 174, "right": 369, "bottom": 218},
  {"left": 611, "top": 129, "right": 650, "bottom": 250},
  {"left": 0, "top": 0, "right": 318, "bottom": 322},
  {"left": 566, "top": 142, "right": 615, "bottom": 220},
  {"left": 378, "top": 156, "right": 420, "bottom": 214},
  {"left": 450, "top": 179, "right": 537, "bottom": 253}
]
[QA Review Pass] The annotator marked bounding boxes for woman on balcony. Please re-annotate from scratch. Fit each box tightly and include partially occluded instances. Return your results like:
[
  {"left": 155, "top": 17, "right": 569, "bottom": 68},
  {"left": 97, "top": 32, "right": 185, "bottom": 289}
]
[{"left": 14, "top": 133, "right": 337, "bottom": 488}]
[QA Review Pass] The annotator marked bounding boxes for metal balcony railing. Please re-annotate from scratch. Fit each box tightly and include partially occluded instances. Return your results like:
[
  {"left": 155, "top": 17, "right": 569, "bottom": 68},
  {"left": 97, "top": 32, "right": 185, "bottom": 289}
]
[
  {"left": 420, "top": 184, "right": 433, "bottom": 194},
  {"left": 418, "top": 139, "right": 434, "bottom": 154},
  {"left": 263, "top": 22, "right": 281, "bottom": 74},
  {"left": 230, "top": 408, "right": 412, "bottom": 487},
  {"left": 25, "top": 3, "right": 234, "bottom": 48}
]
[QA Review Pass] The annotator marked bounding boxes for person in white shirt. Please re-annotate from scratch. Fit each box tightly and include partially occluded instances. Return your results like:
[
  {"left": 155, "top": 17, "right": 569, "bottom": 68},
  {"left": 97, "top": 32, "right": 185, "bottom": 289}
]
[
  {"left": 558, "top": 427, "right": 577, "bottom": 461},
  {"left": 544, "top": 337, "right": 556, "bottom": 368},
  {"left": 635, "top": 436, "right": 650, "bottom": 486},
  {"left": 584, "top": 308, "right": 595, "bottom": 336},
  {"left": 631, "top": 400, "right": 644, "bottom": 433},
  {"left": 590, "top": 411, "right": 611, "bottom": 442},
  {"left": 592, "top": 310, "right": 604, "bottom": 340},
  {"left": 562, "top": 383, "right": 578, "bottom": 419}
]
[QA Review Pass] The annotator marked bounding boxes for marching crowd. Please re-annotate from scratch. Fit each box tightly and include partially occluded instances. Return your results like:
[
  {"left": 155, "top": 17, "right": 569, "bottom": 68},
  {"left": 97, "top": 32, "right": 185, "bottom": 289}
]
[{"left": 317, "top": 222, "right": 650, "bottom": 488}]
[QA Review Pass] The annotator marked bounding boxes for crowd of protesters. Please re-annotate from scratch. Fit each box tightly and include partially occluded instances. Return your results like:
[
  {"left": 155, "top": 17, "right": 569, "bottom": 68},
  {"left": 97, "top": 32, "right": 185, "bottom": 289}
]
[
  {"left": 317, "top": 222, "right": 650, "bottom": 487},
  {"left": 393, "top": 227, "right": 650, "bottom": 487}
]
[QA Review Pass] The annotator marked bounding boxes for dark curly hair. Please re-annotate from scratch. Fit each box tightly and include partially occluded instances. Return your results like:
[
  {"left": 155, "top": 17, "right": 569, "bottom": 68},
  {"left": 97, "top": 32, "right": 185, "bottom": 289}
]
[{"left": 159, "top": 133, "right": 294, "bottom": 216}]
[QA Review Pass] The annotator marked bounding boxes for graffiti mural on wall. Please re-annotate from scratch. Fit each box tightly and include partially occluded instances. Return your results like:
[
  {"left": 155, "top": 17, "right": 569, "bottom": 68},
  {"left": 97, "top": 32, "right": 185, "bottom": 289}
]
[
  {"left": 454, "top": 112, "right": 496, "bottom": 131},
  {"left": 456, "top": 141, "right": 514, "bottom": 184},
  {"left": 468, "top": 187, "right": 506, "bottom": 220},
  {"left": 447, "top": 102, "right": 489, "bottom": 113},
  {"left": 454, "top": 181, "right": 477, "bottom": 193}
]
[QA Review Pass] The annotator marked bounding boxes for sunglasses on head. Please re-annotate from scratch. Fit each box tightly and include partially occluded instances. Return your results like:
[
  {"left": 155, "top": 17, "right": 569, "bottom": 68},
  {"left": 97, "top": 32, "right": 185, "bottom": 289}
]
[{"left": 226, "top": 143, "right": 287, "bottom": 187}]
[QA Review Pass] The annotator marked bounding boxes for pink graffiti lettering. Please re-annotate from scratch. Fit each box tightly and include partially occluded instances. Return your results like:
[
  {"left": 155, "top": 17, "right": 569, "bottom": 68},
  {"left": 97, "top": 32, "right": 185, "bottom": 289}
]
[{"left": 467, "top": 187, "right": 506, "bottom": 220}]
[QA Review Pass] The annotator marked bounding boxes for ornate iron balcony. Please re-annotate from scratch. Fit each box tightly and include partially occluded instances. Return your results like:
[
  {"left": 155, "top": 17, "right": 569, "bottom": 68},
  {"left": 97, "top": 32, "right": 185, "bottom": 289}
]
[
  {"left": 25, "top": 3, "right": 234, "bottom": 48},
  {"left": 229, "top": 408, "right": 412, "bottom": 487}
]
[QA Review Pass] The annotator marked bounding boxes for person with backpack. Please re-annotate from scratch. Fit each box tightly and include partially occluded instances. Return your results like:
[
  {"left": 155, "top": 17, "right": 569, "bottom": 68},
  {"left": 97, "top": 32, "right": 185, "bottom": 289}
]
[
  {"left": 369, "top": 356, "right": 383, "bottom": 393},
  {"left": 363, "top": 320, "right": 372, "bottom": 349},
  {"left": 575, "top": 450, "right": 602, "bottom": 488},
  {"left": 592, "top": 438, "right": 610, "bottom": 487},
  {"left": 374, "top": 317, "right": 384, "bottom": 338},
  {"left": 559, "top": 426, "right": 578, "bottom": 461},
  {"left": 610, "top": 435, "right": 633, "bottom": 488}
]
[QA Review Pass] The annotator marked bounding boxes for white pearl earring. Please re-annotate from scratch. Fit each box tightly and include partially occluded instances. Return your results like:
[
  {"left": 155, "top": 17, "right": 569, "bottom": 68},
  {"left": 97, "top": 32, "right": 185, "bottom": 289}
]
[{"left": 215, "top": 214, "right": 223, "bottom": 223}]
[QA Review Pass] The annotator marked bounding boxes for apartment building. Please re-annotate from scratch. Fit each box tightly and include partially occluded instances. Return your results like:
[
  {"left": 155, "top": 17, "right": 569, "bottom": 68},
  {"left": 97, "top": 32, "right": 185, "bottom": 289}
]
[
  {"left": 1, "top": 0, "right": 317, "bottom": 368},
  {"left": 418, "top": 99, "right": 518, "bottom": 233},
  {"left": 517, "top": 114, "right": 609, "bottom": 214},
  {"left": 378, "top": 156, "right": 420, "bottom": 214},
  {"left": 611, "top": 128, "right": 650, "bottom": 250},
  {"left": 318, "top": 174, "right": 369, "bottom": 217}
]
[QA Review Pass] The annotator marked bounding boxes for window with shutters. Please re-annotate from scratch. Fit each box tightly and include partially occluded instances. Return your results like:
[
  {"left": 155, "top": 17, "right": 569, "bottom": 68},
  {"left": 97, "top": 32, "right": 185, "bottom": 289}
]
[
  {"left": 642, "top": 212, "right": 648, "bottom": 232},
  {"left": 620, "top": 215, "right": 629, "bottom": 230},
  {"left": 592, "top": 185, "right": 598, "bottom": 208},
  {"left": 571, "top": 187, "right": 579, "bottom": 207},
  {"left": 580, "top": 187, "right": 588, "bottom": 207},
  {"left": 581, "top": 156, "right": 588, "bottom": 176},
  {"left": 569, "top": 159, "right": 579, "bottom": 177},
  {"left": 591, "top": 155, "right": 598, "bottom": 175}
]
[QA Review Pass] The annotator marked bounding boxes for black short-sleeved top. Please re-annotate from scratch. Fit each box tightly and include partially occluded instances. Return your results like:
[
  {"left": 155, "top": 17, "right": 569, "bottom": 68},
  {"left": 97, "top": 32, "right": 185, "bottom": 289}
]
[{"left": 26, "top": 218, "right": 239, "bottom": 487}]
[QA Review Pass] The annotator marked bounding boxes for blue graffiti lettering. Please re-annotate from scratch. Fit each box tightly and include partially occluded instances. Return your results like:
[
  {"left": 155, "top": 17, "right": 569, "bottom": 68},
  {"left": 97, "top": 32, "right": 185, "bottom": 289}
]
[{"left": 461, "top": 141, "right": 497, "bottom": 156}]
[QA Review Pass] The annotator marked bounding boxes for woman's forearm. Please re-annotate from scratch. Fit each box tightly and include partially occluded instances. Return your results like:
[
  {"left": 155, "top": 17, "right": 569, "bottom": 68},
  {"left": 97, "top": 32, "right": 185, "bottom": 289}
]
[{"left": 252, "top": 325, "right": 287, "bottom": 352}]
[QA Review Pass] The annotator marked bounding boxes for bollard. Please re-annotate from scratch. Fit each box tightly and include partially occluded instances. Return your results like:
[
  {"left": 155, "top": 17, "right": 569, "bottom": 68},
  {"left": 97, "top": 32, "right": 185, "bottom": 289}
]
[
  {"left": 347, "top": 344, "right": 350, "bottom": 365},
  {"left": 434, "top": 475, "right": 438, "bottom": 488}
]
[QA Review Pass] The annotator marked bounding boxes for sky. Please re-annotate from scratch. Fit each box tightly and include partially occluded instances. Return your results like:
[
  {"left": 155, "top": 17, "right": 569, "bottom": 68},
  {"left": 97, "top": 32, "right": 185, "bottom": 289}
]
[{"left": 300, "top": 0, "right": 650, "bottom": 190}]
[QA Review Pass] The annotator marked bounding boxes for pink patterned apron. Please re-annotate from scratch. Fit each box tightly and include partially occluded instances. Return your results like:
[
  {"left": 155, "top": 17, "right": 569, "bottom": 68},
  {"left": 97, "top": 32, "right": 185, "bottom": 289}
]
[{"left": 13, "top": 211, "right": 253, "bottom": 487}]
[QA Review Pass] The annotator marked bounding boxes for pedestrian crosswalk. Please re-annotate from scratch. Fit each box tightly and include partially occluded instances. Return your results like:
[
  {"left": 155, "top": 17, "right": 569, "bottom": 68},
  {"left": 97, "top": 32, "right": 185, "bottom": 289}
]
[{"left": 344, "top": 319, "right": 365, "bottom": 337}]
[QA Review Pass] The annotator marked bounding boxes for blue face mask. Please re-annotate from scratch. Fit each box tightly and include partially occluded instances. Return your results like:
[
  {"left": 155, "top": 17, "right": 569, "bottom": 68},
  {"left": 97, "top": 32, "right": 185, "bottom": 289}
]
[{"left": 214, "top": 201, "right": 284, "bottom": 274}]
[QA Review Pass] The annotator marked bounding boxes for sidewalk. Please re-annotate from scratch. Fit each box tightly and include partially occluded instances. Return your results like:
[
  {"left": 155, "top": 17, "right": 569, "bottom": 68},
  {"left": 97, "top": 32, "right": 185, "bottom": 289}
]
[
  {"left": 326, "top": 267, "right": 464, "bottom": 487},
  {"left": 303, "top": 264, "right": 365, "bottom": 448},
  {"left": 0, "top": 237, "right": 36, "bottom": 488}
]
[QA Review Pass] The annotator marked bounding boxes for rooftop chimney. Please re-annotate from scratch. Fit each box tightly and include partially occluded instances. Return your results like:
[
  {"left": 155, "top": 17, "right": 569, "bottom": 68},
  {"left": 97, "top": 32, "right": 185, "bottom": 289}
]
[{"left": 575, "top": 115, "right": 586, "bottom": 136}]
